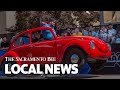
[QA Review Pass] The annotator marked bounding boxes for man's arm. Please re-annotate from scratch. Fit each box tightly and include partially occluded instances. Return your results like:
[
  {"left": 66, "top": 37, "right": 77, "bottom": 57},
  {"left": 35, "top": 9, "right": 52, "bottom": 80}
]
[{"left": 0, "top": 47, "right": 9, "bottom": 50}]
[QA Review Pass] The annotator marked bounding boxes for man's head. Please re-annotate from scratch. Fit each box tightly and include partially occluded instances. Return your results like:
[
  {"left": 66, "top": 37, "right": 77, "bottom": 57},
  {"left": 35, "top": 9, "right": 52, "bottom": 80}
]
[
  {"left": 2, "top": 36, "right": 7, "bottom": 42},
  {"left": 108, "top": 24, "right": 113, "bottom": 29},
  {"left": 88, "top": 31, "right": 92, "bottom": 36},
  {"left": 72, "top": 30, "right": 75, "bottom": 34},
  {"left": 34, "top": 32, "right": 40, "bottom": 39},
  {"left": 66, "top": 28, "right": 70, "bottom": 31},
  {"left": 118, "top": 31, "right": 120, "bottom": 36},
  {"left": 85, "top": 26, "right": 89, "bottom": 31},
  {"left": 100, "top": 25, "right": 106, "bottom": 30},
  {"left": 49, "top": 18, "right": 56, "bottom": 27},
  {"left": 75, "top": 28, "right": 79, "bottom": 33},
  {"left": 89, "top": 24, "right": 94, "bottom": 31}
]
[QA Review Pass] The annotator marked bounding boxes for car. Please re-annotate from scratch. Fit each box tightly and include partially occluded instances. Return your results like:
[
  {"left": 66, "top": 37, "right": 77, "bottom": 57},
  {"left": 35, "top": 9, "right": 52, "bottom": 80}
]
[{"left": 0, "top": 27, "right": 111, "bottom": 74}]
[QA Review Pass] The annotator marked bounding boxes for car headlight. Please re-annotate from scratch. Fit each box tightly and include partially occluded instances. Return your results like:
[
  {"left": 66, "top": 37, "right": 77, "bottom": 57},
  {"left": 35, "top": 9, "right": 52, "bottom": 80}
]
[
  {"left": 107, "top": 43, "right": 111, "bottom": 51},
  {"left": 90, "top": 40, "right": 95, "bottom": 49}
]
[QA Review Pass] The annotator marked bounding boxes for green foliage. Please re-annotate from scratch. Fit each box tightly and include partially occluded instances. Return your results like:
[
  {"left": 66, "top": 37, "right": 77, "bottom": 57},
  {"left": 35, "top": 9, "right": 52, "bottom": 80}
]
[{"left": 6, "top": 11, "right": 99, "bottom": 32}]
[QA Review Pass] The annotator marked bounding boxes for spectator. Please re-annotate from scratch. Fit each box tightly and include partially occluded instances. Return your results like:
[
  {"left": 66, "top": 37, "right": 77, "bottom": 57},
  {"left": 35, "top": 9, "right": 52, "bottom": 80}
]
[
  {"left": 72, "top": 30, "right": 76, "bottom": 36},
  {"left": 0, "top": 37, "right": 3, "bottom": 48},
  {"left": 82, "top": 26, "right": 89, "bottom": 36},
  {"left": 111, "top": 30, "right": 120, "bottom": 44},
  {"left": 88, "top": 31, "right": 92, "bottom": 36},
  {"left": 56, "top": 29, "right": 64, "bottom": 36},
  {"left": 61, "top": 33, "right": 64, "bottom": 36},
  {"left": 91, "top": 30, "right": 97, "bottom": 37},
  {"left": 89, "top": 25, "right": 97, "bottom": 37},
  {"left": 107, "top": 24, "right": 117, "bottom": 43},
  {"left": 65, "top": 28, "right": 72, "bottom": 36},
  {"left": 66, "top": 30, "right": 72, "bottom": 36},
  {"left": 63, "top": 32, "right": 68, "bottom": 36},
  {"left": 79, "top": 28, "right": 83, "bottom": 35},
  {"left": 1, "top": 36, "right": 9, "bottom": 49},
  {"left": 89, "top": 24, "right": 93, "bottom": 30},
  {"left": 97, "top": 25, "right": 109, "bottom": 43},
  {"left": 74, "top": 28, "right": 82, "bottom": 36}
]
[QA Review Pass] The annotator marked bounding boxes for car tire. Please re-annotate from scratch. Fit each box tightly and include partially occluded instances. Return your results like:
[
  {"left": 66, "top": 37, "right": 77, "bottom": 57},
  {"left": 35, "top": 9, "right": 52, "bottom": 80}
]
[
  {"left": 1, "top": 59, "right": 16, "bottom": 77},
  {"left": 63, "top": 48, "right": 86, "bottom": 69}
]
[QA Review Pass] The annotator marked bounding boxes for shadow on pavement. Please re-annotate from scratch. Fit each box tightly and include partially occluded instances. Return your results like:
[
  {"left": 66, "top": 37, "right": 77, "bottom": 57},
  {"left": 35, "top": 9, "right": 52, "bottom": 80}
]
[
  {"left": 0, "top": 74, "right": 100, "bottom": 79},
  {"left": 45, "top": 74, "right": 100, "bottom": 79}
]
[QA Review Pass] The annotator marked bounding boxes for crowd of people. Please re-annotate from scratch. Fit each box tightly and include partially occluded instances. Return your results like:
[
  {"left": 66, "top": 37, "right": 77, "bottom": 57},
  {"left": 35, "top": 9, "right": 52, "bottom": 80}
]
[
  {"left": 57, "top": 23, "right": 120, "bottom": 45},
  {"left": 0, "top": 18, "right": 120, "bottom": 50}
]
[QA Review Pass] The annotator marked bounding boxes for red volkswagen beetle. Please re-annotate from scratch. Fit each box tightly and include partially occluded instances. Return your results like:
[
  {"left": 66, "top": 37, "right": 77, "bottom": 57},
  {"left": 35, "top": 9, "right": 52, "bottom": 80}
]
[{"left": 0, "top": 27, "right": 111, "bottom": 73}]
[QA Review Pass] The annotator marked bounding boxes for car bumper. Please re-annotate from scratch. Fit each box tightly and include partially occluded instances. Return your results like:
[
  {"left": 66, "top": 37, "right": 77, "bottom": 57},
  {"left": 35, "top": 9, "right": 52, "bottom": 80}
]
[{"left": 86, "top": 47, "right": 112, "bottom": 61}]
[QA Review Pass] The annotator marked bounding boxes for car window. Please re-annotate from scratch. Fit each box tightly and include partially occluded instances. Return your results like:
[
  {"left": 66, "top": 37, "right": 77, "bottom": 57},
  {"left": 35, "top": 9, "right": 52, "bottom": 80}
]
[
  {"left": 32, "top": 30, "right": 54, "bottom": 43},
  {"left": 14, "top": 33, "right": 30, "bottom": 46}
]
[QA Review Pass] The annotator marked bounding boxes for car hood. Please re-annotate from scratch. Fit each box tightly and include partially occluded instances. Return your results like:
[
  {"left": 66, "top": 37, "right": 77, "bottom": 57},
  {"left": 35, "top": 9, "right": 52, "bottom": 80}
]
[{"left": 57, "top": 36, "right": 109, "bottom": 52}]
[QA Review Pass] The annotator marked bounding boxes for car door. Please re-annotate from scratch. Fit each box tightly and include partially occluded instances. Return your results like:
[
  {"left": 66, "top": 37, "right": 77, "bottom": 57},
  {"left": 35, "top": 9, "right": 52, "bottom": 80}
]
[
  {"left": 11, "top": 32, "right": 31, "bottom": 64},
  {"left": 30, "top": 30, "right": 57, "bottom": 64}
]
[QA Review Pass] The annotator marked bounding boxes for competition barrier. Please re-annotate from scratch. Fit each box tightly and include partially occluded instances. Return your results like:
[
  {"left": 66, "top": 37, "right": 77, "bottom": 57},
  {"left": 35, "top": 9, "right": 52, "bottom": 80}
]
[{"left": 98, "top": 44, "right": 120, "bottom": 74}]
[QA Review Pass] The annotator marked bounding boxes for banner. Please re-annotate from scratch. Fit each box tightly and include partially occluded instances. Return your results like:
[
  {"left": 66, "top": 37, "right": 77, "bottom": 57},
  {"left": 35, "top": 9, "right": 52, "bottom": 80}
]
[{"left": 100, "top": 44, "right": 120, "bottom": 74}]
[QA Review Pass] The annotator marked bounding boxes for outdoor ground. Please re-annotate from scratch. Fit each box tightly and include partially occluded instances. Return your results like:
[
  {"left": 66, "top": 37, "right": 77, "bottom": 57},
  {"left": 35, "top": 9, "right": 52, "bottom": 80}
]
[{"left": 0, "top": 74, "right": 120, "bottom": 79}]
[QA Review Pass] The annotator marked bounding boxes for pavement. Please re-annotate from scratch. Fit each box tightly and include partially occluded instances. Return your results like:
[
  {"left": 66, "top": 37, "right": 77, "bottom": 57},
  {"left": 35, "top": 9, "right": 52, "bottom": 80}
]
[{"left": 0, "top": 74, "right": 120, "bottom": 79}]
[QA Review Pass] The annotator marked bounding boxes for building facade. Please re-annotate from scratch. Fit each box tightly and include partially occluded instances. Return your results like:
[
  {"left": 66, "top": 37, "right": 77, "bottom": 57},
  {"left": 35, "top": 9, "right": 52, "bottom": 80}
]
[{"left": 0, "top": 11, "right": 16, "bottom": 34}]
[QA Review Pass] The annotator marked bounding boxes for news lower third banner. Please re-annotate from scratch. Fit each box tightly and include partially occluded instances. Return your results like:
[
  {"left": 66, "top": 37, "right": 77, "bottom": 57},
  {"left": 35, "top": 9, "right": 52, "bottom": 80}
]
[{"left": 4, "top": 57, "right": 79, "bottom": 75}]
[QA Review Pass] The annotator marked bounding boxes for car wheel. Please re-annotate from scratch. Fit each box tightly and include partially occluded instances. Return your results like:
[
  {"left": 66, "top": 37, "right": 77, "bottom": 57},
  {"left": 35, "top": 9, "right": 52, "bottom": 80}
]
[
  {"left": 1, "top": 60, "right": 16, "bottom": 77},
  {"left": 89, "top": 60, "right": 106, "bottom": 74},
  {"left": 63, "top": 48, "right": 86, "bottom": 69}
]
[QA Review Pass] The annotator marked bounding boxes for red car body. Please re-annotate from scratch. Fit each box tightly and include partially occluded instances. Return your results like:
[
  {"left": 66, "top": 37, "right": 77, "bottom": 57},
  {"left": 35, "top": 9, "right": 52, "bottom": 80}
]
[{"left": 0, "top": 27, "right": 111, "bottom": 67}]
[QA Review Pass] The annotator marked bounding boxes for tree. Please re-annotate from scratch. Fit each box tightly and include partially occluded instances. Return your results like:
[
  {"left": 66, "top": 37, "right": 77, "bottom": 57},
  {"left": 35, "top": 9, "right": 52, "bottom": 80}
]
[{"left": 6, "top": 11, "right": 99, "bottom": 33}]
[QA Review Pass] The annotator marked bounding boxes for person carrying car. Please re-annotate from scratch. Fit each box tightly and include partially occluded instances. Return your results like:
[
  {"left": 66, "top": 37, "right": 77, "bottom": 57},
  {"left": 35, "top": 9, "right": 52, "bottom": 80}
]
[{"left": 41, "top": 18, "right": 56, "bottom": 40}]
